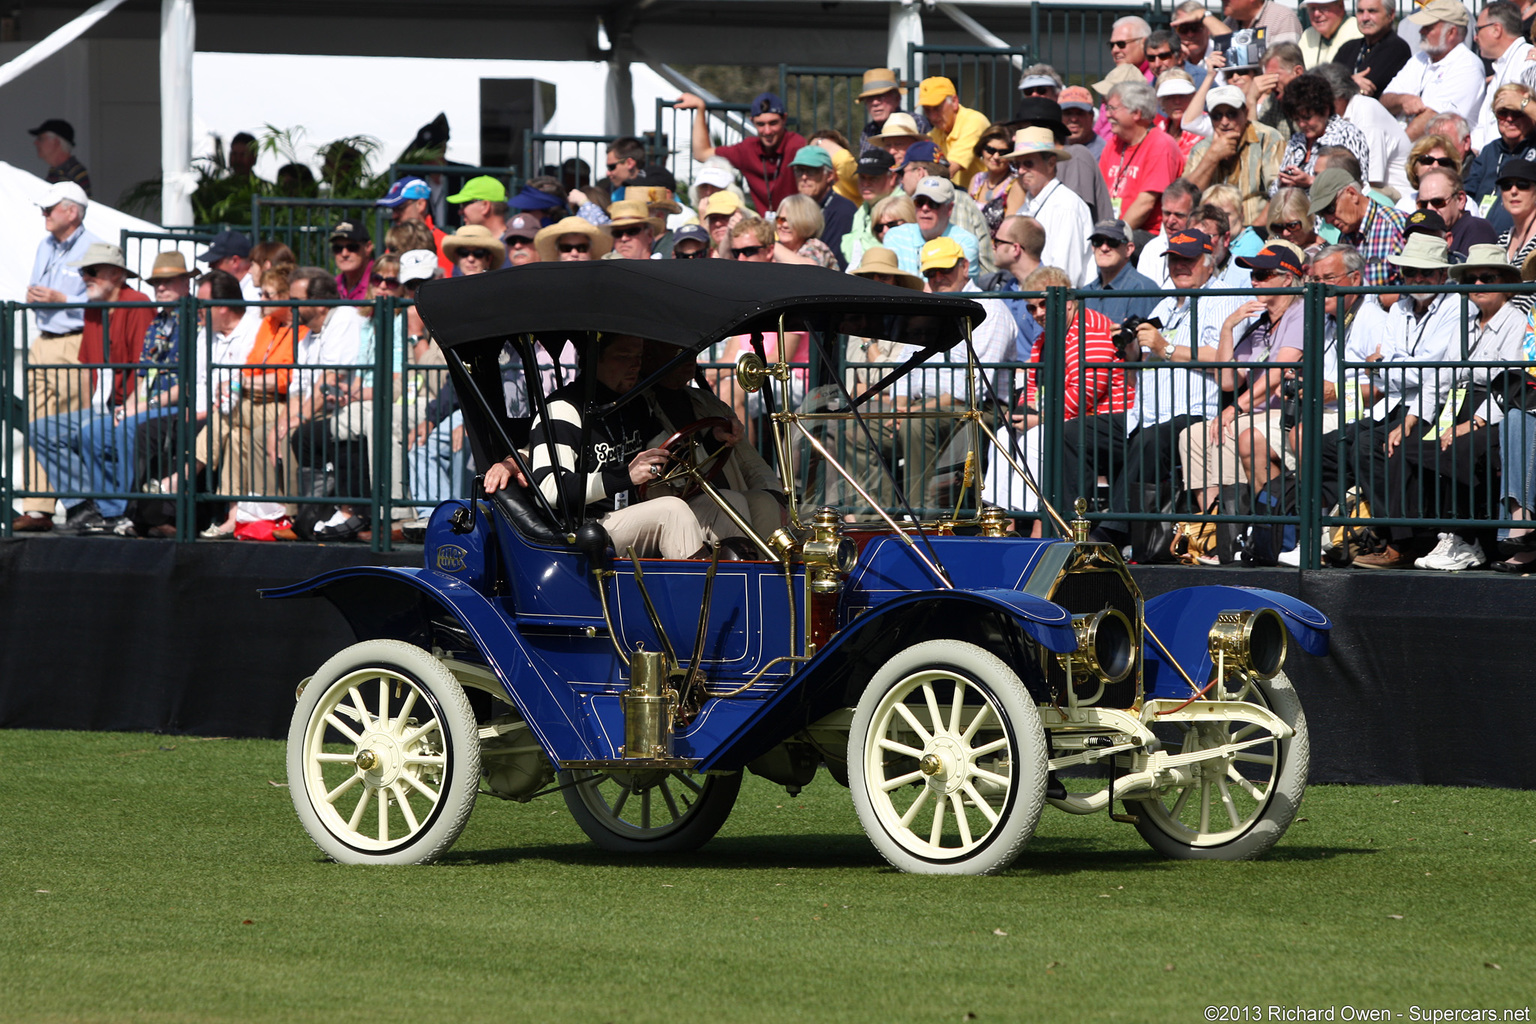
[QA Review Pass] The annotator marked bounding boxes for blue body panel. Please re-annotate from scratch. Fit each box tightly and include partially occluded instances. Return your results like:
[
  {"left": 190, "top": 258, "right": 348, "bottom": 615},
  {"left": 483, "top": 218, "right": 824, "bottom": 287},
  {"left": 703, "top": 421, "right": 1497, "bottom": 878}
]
[{"left": 1141, "top": 586, "right": 1332, "bottom": 700}]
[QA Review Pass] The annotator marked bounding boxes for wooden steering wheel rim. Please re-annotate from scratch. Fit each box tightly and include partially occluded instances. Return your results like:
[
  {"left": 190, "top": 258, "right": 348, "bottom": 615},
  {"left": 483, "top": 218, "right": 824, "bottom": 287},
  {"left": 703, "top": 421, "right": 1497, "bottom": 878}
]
[{"left": 639, "top": 416, "right": 734, "bottom": 500}]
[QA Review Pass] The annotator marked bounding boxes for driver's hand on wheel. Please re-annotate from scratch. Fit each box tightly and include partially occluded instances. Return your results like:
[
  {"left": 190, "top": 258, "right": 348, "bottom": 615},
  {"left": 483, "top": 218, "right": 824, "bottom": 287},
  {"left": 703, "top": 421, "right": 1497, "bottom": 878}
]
[{"left": 628, "top": 447, "right": 670, "bottom": 487}]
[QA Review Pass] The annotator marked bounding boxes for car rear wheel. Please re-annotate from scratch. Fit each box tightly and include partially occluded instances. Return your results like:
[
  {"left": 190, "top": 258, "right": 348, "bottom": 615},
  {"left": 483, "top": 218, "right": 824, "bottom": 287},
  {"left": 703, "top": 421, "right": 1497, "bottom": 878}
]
[
  {"left": 1128, "top": 670, "right": 1308, "bottom": 860},
  {"left": 288, "top": 640, "right": 480, "bottom": 865},
  {"left": 562, "top": 768, "right": 741, "bottom": 853},
  {"left": 849, "top": 640, "right": 1047, "bottom": 875}
]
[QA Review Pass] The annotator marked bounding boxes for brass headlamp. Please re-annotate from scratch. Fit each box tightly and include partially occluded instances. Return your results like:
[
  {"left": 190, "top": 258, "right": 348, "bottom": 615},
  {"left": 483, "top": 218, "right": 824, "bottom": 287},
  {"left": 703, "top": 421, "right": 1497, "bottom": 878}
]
[
  {"left": 1064, "top": 608, "right": 1135, "bottom": 686},
  {"left": 1207, "top": 608, "right": 1288, "bottom": 680},
  {"left": 801, "top": 507, "right": 856, "bottom": 594}
]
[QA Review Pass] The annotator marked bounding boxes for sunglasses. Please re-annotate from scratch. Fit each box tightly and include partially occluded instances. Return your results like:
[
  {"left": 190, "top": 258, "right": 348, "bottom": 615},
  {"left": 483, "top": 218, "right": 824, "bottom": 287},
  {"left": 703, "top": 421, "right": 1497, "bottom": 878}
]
[
  {"left": 1250, "top": 268, "right": 1291, "bottom": 282},
  {"left": 1274, "top": 219, "right": 1307, "bottom": 233},
  {"left": 611, "top": 225, "right": 649, "bottom": 239},
  {"left": 922, "top": 265, "right": 957, "bottom": 279},
  {"left": 913, "top": 196, "right": 944, "bottom": 209},
  {"left": 506, "top": 236, "right": 536, "bottom": 246},
  {"left": 1499, "top": 178, "right": 1536, "bottom": 192},
  {"left": 78, "top": 266, "right": 107, "bottom": 279},
  {"left": 731, "top": 244, "right": 766, "bottom": 259},
  {"left": 1496, "top": 108, "right": 1530, "bottom": 120},
  {"left": 1465, "top": 272, "right": 1508, "bottom": 285},
  {"left": 1020, "top": 86, "right": 1055, "bottom": 97},
  {"left": 1108, "top": 39, "right": 1132, "bottom": 48},
  {"left": 369, "top": 274, "right": 401, "bottom": 288},
  {"left": 1089, "top": 237, "right": 1124, "bottom": 249},
  {"left": 332, "top": 242, "right": 362, "bottom": 254},
  {"left": 1146, "top": 50, "right": 1175, "bottom": 61},
  {"left": 1414, "top": 155, "right": 1458, "bottom": 169},
  {"left": 983, "top": 146, "right": 1012, "bottom": 157},
  {"left": 673, "top": 248, "right": 708, "bottom": 259},
  {"left": 557, "top": 242, "right": 590, "bottom": 254},
  {"left": 1400, "top": 266, "right": 1443, "bottom": 279},
  {"left": 458, "top": 248, "right": 491, "bottom": 261},
  {"left": 1174, "top": 21, "right": 1203, "bottom": 33},
  {"left": 874, "top": 219, "right": 907, "bottom": 233},
  {"left": 1416, "top": 194, "right": 1457, "bottom": 209},
  {"left": 606, "top": 161, "right": 620, "bottom": 172}
]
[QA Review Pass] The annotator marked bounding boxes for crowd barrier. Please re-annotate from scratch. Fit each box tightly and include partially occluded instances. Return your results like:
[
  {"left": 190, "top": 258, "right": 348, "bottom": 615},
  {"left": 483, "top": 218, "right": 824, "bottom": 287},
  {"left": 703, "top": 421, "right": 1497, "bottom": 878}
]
[{"left": 5, "top": 282, "right": 1534, "bottom": 564}]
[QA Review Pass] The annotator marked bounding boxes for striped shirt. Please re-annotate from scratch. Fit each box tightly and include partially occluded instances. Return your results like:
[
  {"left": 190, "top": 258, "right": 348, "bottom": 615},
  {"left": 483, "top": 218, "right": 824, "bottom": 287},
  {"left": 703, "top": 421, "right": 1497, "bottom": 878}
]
[{"left": 528, "top": 377, "right": 662, "bottom": 515}]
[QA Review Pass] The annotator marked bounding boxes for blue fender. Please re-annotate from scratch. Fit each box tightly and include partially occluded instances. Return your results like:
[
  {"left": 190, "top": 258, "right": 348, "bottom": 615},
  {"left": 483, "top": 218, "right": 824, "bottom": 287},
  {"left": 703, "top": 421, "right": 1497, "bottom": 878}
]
[
  {"left": 1141, "top": 585, "right": 1332, "bottom": 700},
  {"left": 261, "top": 566, "right": 596, "bottom": 761},
  {"left": 694, "top": 587, "right": 1077, "bottom": 772}
]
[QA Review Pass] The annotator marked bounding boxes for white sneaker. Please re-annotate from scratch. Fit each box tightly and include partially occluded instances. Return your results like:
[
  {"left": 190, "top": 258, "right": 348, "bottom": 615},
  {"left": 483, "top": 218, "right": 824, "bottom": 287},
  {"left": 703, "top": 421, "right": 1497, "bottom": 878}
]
[
  {"left": 1418, "top": 535, "right": 1486, "bottom": 571},
  {"left": 1414, "top": 532, "right": 1454, "bottom": 569}
]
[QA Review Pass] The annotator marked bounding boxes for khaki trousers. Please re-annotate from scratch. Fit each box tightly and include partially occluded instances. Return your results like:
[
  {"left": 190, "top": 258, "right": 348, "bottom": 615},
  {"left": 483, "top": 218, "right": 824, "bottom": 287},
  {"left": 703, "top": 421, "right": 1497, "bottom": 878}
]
[{"left": 23, "top": 332, "right": 86, "bottom": 514}]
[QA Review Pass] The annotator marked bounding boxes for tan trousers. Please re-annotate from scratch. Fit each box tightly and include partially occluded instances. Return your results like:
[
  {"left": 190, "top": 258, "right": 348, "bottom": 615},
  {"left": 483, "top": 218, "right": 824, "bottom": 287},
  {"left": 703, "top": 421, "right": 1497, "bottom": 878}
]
[
  {"left": 1177, "top": 408, "right": 1296, "bottom": 491},
  {"left": 220, "top": 397, "right": 287, "bottom": 499},
  {"left": 22, "top": 333, "right": 87, "bottom": 513},
  {"left": 603, "top": 497, "right": 707, "bottom": 559}
]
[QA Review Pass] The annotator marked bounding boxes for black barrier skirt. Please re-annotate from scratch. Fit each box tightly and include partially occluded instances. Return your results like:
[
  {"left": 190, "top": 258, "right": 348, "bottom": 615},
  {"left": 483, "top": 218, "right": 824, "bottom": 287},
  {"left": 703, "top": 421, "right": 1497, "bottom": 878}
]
[{"left": 1, "top": 538, "right": 1531, "bottom": 789}]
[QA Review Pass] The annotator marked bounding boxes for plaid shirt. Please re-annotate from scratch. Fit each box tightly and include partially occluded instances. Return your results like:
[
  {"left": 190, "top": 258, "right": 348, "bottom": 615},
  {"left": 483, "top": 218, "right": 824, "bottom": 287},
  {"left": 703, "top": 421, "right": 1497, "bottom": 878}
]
[
  {"left": 1187, "top": 121, "right": 1285, "bottom": 225},
  {"left": 1343, "top": 200, "right": 1406, "bottom": 289}
]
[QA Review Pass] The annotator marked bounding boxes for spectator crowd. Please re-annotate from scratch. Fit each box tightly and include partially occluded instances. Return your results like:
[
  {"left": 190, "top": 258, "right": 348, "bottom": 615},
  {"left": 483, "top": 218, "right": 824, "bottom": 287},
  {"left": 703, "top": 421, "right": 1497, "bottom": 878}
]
[{"left": 15, "top": 0, "right": 1536, "bottom": 572}]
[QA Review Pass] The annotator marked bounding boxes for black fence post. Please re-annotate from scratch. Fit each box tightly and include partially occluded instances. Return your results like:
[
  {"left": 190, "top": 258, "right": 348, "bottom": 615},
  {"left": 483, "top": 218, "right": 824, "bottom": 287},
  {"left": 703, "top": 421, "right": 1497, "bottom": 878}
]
[
  {"left": 1040, "top": 285, "right": 1070, "bottom": 532},
  {"left": 1299, "top": 280, "right": 1326, "bottom": 568},
  {"left": 373, "top": 295, "right": 393, "bottom": 553},
  {"left": 2, "top": 301, "right": 12, "bottom": 535},
  {"left": 177, "top": 290, "right": 199, "bottom": 541}
]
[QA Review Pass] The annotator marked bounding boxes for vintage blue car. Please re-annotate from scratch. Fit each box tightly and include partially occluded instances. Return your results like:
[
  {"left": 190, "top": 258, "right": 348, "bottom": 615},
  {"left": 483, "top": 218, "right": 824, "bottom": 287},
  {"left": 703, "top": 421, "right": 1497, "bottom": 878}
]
[{"left": 267, "top": 260, "right": 1330, "bottom": 874}]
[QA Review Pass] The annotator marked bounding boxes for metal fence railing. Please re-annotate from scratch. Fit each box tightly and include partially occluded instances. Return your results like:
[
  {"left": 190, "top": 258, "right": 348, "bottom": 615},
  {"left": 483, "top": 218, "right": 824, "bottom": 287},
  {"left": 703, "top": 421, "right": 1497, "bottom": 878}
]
[
  {"left": 7, "top": 283, "right": 1534, "bottom": 568},
  {"left": 653, "top": 98, "right": 754, "bottom": 204},
  {"left": 119, "top": 230, "right": 216, "bottom": 282},
  {"left": 907, "top": 44, "right": 1031, "bottom": 128},
  {"left": 250, "top": 198, "right": 392, "bottom": 273},
  {"left": 521, "top": 133, "right": 617, "bottom": 193},
  {"left": 778, "top": 66, "right": 870, "bottom": 149}
]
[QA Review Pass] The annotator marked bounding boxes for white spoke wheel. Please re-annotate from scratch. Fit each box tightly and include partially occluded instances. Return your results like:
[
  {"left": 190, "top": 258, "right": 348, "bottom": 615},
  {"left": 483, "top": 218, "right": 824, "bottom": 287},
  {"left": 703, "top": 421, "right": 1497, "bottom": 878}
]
[
  {"left": 562, "top": 768, "right": 741, "bottom": 853},
  {"left": 849, "top": 640, "right": 1047, "bottom": 875},
  {"left": 1129, "top": 670, "right": 1308, "bottom": 860},
  {"left": 287, "top": 640, "right": 480, "bottom": 865}
]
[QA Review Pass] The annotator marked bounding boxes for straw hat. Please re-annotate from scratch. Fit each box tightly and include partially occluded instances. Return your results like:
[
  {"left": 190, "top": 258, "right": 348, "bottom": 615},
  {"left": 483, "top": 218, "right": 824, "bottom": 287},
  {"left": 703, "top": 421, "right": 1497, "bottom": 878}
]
[
  {"left": 1004, "top": 126, "right": 1072, "bottom": 162},
  {"left": 849, "top": 246, "right": 924, "bottom": 290},
  {"left": 606, "top": 199, "right": 665, "bottom": 233},
  {"left": 1092, "top": 63, "right": 1145, "bottom": 98},
  {"left": 534, "top": 216, "right": 614, "bottom": 262},
  {"left": 622, "top": 184, "right": 683, "bottom": 216},
  {"left": 858, "top": 68, "right": 905, "bottom": 101},
  {"left": 868, "top": 112, "right": 923, "bottom": 145},
  {"left": 144, "top": 251, "right": 196, "bottom": 283},
  {"left": 440, "top": 224, "right": 507, "bottom": 269}
]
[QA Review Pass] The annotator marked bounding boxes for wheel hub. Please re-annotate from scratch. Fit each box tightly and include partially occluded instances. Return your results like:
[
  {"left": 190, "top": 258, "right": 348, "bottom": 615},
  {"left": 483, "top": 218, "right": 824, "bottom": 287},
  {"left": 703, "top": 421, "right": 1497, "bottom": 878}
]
[
  {"left": 356, "top": 732, "right": 403, "bottom": 787},
  {"left": 921, "top": 736, "right": 968, "bottom": 795}
]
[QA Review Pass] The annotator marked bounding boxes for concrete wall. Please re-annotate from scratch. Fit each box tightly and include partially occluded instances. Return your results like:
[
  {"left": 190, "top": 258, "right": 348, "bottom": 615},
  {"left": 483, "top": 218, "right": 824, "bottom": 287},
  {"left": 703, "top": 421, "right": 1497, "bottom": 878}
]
[{"left": 0, "top": 39, "right": 162, "bottom": 218}]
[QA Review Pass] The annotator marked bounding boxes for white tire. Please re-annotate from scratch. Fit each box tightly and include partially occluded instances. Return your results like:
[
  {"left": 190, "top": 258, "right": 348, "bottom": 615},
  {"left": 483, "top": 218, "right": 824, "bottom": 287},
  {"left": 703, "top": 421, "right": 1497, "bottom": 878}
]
[
  {"left": 287, "top": 640, "right": 480, "bottom": 865},
  {"left": 849, "top": 639, "right": 1048, "bottom": 875},
  {"left": 1129, "top": 670, "right": 1309, "bottom": 860}
]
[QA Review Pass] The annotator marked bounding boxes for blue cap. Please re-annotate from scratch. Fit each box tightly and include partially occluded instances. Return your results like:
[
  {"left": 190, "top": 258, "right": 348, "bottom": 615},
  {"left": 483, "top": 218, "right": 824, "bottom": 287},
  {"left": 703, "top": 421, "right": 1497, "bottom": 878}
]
[
  {"left": 751, "top": 92, "right": 786, "bottom": 117},
  {"left": 377, "top": 177, "right": 432, "bottom": 208},
  {"left": 197, "top": 229, "right": 252, "bottom": 264},
  {"left": 904, "top": 140, "right": 942, "bottom": 164},
  {"left": 507, "top": 183, "right": 568, "bottom": 211},
  {"left": 672, "top": 225, "right": 710, "bottom": 248}
]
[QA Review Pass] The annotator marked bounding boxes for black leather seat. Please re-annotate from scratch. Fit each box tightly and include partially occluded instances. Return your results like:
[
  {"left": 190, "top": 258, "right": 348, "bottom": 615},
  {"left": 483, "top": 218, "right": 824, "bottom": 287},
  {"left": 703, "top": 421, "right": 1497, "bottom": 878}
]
[{"left": 488, "top": 476, "right": 566, "bottom": 546}]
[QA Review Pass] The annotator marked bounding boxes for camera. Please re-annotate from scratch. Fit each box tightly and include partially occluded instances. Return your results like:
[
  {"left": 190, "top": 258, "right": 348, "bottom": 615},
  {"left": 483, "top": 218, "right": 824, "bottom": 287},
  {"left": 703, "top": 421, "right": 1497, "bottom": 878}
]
[
  {"left": 1279, "top": 374, "right": 1301, "bottom": 430},
  {"left": 1112, "top": 316, "right": 1162, "bottom": 363}
]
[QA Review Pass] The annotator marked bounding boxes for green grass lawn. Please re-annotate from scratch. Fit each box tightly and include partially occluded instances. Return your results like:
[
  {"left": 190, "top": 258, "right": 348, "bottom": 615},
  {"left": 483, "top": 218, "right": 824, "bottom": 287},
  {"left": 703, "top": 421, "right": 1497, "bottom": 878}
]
[{"left": 2, "top": 730, "right": 1533, "bottom": 1024}]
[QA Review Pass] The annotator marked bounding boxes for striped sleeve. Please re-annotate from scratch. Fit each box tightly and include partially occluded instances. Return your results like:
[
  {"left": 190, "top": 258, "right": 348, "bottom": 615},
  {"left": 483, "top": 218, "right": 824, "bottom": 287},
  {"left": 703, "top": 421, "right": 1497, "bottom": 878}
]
[{"left": 527, "top": 398, "right": 630, "bottom": 510}]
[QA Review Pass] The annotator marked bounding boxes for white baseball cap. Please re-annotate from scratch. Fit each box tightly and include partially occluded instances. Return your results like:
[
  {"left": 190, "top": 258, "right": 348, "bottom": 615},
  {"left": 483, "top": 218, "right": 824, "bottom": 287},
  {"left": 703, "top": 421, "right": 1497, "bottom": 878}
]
[
  {"left": 399, "top": 249, "right": 438, "bottom": 284},
  {"left": 1206, "top": 85, "right": 1247, "bottom": 113},
  {"left": 37, "top": 181, "right": 88, "bottom": 211},
  {"left": 694, "top": 164, "right": 735, "bottom": 191}
]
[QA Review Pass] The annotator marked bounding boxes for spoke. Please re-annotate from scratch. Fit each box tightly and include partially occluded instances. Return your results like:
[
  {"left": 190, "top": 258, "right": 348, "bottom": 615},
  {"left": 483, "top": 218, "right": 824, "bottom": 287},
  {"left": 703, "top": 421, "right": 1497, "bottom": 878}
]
[
  {"left": 879, "top": 737, "right": 924, "bottom": 759},
  {"left": 396, "top": 686, "right": 419, "bottom": 735},
  {"left": 1226, "top": 766, "right": 1266, "bottom": 802},
  {"left": 948, "top": 681, "right": 966, "bottom": 735},
  {"left": 324, "top": 771, "right": 364, "bottom": 804},
  {"left": 893, "top": 702, "right": 933, "bottom": 745},
  {"left": 1218, "top": 778, "right": 1241, "bottom": 828},
  {"left": 1169, "top": 784, "right": 1192, "bottom": 820},
  {"left": 641, "top": 788, "right": 652, "bottom": 829},
  {"left": 378, "top": 677, "right": 390, "bottom": 731},
  {"left": 347, "top": 687, "right": 374, "bottom": 729},
  {"left": 611, "top": 781, "right": 631, "bottom": 818},
  {"left": 922, "top": 682, "right": 944, "bottom": 737},
  {"left": 899, "top": 785, "right": 933, "bottom": 828},
  {"left": 314, "top": 751, "right": 359, "bottom": 763},
  {"left": 391, "top": 782, "right": 421, "bottom": 833},
  {"left": 1232, "top": 723, "right": 1260, "bottom": 742},
  {"left": 929, "top": 789, "right": 946, "bottom": 846},
  {"left": 402, "top": 770, "right": 441, "bottom": 803},
  {"left": 881, "top": 768, "right": 927, "bottom": 792},
  {"left": 403, "top": 753, "right": 446, "bottom": 766},
  {"left": 401, "top": 718, "right": 441, "bottom": 748},
  {"left": 970, "top": 735, "right": 1009, "bottom": 758},
  {"left": 322, "top": 714, "right": 362, "bottom": 745},
  {"left": 348, "top": 785, "right": 373, "bottom": 831},
  {"left": 1198, "top": 779, "right": 1211, "bottom": 835},
  {"left": 378, "top": 780, "right": 390, "bottom": 841},
  {"left": 960, "top": 702, "right": 993, "bottom": 743},
  {"left": 659, "top": 780, "right": 681, "bottom": 822},
  {"left": 949, "top": 793, "right": 973, "bottom": 848},
  {"left": 971, "top": 766, "right": 1010, "bottom": 789},
  {"left": 670, "top": 772, "right": 704, "bottom": 796},
  {"left": 1235, "top": 751, "right": 1276, "bottom": 767},
  {"left": 962, "top": 781, "right": 1000, "bottom": 826}
]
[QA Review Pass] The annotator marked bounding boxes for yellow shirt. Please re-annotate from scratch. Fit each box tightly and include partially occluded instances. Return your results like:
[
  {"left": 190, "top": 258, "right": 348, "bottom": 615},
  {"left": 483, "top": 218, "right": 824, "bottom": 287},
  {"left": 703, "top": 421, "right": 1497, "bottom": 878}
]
[
  {"left": 930, "top": 105, "right": 990, "bottom": 189},
  {"left": 830, "top": 145, "right": 860, "bottom": 205}
]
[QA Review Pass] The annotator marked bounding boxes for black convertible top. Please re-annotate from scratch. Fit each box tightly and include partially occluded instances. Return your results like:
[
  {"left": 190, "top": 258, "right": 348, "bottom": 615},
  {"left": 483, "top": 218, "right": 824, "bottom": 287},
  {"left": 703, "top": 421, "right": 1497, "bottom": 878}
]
[{"left": 414, "top": 259, "right": 986, "bottom": 353}]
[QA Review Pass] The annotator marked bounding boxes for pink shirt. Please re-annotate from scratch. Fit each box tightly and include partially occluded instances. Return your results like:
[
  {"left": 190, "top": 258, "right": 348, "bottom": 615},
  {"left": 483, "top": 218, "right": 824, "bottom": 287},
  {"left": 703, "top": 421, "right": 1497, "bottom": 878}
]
[{"left": 336, "top": 259, "right": 374, "bottom": 302}]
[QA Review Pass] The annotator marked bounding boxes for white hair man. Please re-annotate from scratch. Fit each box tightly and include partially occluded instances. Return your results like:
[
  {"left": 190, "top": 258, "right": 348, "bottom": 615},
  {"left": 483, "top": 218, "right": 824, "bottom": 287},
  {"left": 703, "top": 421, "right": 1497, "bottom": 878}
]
[{"left": 1381, "top": 0, "right": 1487, "bottom": 139}]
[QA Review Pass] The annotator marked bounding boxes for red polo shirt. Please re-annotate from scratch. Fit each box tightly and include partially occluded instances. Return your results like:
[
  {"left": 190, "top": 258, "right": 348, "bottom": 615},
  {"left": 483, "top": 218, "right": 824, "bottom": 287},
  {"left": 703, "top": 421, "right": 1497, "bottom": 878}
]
[
  {"left": 78, "top": 286, "right": 155, "bottom": 406},
  {"left": 715, "top": 132, "right": 808, "bottom": 213}
]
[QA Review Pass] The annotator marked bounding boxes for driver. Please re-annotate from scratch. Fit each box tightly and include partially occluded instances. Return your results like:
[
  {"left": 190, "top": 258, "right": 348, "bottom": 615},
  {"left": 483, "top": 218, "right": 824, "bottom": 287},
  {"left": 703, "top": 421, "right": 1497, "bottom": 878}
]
[
  {"left": 641, "top": 339, "right": 788, "bottom": 538},
  {"left": 483, "top": 333, "right": 747, "bottom": 559}
]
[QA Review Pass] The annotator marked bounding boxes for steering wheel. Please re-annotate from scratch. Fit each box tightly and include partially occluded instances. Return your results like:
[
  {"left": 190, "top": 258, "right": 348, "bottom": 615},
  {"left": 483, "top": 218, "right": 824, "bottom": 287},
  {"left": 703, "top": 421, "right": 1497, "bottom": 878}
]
[{"left": 640, "top": 417, "right": 734, "bottom": 500}]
